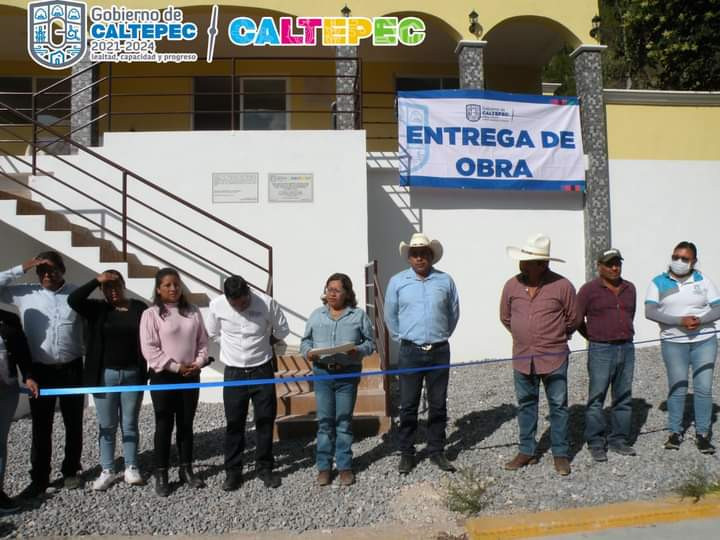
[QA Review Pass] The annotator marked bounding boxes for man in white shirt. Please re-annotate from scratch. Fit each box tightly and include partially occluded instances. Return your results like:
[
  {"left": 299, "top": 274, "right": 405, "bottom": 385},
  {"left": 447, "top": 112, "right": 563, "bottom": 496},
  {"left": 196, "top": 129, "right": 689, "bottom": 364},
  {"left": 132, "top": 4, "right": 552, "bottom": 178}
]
[
  {"left": 0, "top": 252, "right": 83, "bottom": 498},
  {"left": 206, "top": 275, "right": 289, "bottom": 491}
]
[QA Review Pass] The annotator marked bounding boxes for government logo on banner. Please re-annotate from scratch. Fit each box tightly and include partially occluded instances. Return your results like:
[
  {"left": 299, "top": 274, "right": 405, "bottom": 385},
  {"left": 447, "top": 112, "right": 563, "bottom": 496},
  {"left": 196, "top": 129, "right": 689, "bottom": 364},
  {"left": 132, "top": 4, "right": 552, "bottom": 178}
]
[
  {"left": 398, "top": 89, "right": 585, "bottom": 192},
  {"left": 28, "top": 0, "right": 87, "bottom": 70}
]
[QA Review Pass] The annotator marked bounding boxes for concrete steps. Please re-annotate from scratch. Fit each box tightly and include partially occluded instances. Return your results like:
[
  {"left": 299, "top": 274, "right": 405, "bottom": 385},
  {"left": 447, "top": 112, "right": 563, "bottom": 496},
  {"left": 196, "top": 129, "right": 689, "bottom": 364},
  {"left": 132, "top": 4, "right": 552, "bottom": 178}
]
[
  {"left": 0, "top": 191, "right": 209, "bottom": 307},
  {"left": 0, "top": 191, "right": 391, "bottom": 438},
  {"left": 273, "top": 351, "right": 390, "bottom": 440}
]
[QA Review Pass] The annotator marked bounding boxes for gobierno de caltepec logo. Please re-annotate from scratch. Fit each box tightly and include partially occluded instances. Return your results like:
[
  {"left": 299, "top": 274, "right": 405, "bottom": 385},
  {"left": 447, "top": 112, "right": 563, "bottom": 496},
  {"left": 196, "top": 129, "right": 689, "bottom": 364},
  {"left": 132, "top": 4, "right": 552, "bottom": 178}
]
[{"left": 28, "top": 0, "right": 87, "bottom": 70}]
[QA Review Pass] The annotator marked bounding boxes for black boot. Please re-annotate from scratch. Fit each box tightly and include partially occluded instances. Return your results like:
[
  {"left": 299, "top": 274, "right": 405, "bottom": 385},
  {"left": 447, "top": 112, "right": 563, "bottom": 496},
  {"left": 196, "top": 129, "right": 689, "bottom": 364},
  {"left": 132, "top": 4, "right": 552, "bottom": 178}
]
[
  {"left": 154, "top": 468, "right": 170, "bottom": 497},
  {"left": 179, "top": 464, "right": 205, "bottom": 489}
]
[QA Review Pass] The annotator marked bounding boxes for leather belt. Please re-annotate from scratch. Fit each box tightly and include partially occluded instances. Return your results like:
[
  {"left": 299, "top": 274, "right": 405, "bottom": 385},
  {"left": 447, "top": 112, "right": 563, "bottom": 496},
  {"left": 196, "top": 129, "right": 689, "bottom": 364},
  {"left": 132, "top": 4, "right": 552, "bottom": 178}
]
[
  {"left": 401, "top": 340, "right": 448, "bottom": 351},
  {"left": 594, "top": 339, "right": 632, "bottom": 345}
]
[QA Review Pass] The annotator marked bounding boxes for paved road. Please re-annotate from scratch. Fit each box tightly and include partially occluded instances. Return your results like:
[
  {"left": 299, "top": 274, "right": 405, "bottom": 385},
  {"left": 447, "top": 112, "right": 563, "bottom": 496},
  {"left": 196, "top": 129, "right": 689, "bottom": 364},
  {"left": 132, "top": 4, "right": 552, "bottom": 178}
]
[{"left": 531, "top": 516, "right": 720, "bottom": 539}]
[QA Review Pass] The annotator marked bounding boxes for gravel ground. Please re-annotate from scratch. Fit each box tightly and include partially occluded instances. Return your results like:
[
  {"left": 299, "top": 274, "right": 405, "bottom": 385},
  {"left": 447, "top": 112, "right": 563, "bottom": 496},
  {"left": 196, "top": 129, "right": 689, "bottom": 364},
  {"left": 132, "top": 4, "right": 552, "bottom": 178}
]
[{"left": 2, "top": 345, "right": 720, "bottom": 537}]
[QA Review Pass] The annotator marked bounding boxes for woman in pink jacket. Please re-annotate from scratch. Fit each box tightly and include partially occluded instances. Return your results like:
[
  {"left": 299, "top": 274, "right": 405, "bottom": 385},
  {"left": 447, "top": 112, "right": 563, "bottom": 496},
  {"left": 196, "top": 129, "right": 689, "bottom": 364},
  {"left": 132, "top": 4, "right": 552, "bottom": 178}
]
[{"left": 140, "top": 268, "right": 209, "bottom": 497}]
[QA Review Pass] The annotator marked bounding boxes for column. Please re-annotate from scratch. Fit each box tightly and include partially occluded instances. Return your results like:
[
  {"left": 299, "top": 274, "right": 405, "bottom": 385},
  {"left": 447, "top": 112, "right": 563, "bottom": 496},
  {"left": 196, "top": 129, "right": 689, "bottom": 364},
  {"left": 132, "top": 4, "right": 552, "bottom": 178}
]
[
  {"left": 571, "top": 44, "right": 610, "bottom": 281},
  {"left": 454, "top": 40, "right": 487, "bottom": 89},
  {"left": 70, "top": 54, "right": 93, "bottom": 149},
  {"left": 335, "top": 45, "right": 358, "bottom": 130}
]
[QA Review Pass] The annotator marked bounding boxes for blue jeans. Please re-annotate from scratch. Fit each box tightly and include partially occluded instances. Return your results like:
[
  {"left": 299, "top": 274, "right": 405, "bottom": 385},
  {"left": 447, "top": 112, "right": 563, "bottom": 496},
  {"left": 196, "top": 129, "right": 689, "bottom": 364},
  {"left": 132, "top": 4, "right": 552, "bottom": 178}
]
[
  {"left": 0, "top": 387, "right": 19, "bottom": 491},
  {"left": 397, "top": 341, "right": 450, "bottom": 456},
  {"left": 93, "top": 368, "right": 143, "bottom": 470},
  {"left": 661, "top": 337, "right": 717, "bottom": 436},
  {"left": 313, "top": 363, "right": 361, "bottom": 471},
  {"left": 513, "top": 361, "right": 569, "bottom": 457},
  {"left": 585, "top": 342, "right": 635, "bottom": 448}
]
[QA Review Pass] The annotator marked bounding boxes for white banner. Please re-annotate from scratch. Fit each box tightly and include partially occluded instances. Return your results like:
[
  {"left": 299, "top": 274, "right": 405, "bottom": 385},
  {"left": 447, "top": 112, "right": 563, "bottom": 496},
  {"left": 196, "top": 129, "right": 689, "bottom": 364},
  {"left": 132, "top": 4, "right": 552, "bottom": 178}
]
[{"left": 398, "top": 89, "right": 585, "bottom": 191}]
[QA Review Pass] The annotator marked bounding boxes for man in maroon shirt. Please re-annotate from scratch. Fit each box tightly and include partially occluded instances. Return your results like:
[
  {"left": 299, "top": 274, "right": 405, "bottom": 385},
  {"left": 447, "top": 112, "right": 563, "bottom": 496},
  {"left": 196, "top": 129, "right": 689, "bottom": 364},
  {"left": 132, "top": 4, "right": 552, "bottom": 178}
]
[
  {"left": 575, "top": 248, "right": 637, "bottom": 462},
  {"left": 500, "top": 233, "right": 576, "bottom": 476}
]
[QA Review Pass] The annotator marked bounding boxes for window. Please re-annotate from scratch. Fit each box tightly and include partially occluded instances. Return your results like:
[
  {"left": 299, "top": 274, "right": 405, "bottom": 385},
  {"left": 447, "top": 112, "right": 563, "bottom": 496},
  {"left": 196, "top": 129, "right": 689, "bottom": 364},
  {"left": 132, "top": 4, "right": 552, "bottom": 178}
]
[
  {"left": 193, "top": 77, "right": 287, "bottom": 131},
  {"left": 36, "top": 78, "right": 72, "bottom": 131},
  {"left": 0, "top": 77, "right": 71, "bottom": 126},
  {"left": 193, "top": 77, "right": 232, "bottom": 130},
  {"left": 243, "top": 79, "right": 286, "bottom": 130},
  {"left": 396, "top": 77, "right": 460, "bottom": 91},
  {"left": 0, "top": 77, "right": 32, "bottom": 124}
]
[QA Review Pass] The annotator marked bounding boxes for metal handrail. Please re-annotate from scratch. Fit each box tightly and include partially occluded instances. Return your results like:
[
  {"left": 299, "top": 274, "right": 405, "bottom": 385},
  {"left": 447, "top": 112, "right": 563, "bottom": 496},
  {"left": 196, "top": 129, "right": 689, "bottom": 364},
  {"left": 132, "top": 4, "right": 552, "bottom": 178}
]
[
  {"left": 0, "top": 168, "right": 221, "bottom": 295},
  {"left": 365, "top": 260, "right": 390, "bottom": 416},
  {"left": 0, "top": 99, "right": 274, "bottom": 295}
]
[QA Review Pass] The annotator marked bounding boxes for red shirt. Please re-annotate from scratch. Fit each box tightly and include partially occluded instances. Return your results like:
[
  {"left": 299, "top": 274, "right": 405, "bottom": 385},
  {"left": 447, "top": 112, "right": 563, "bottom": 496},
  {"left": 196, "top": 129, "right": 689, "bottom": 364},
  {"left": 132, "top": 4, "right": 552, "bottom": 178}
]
[
  {"left": 500, "top": 270, "right": 577, "bottom": 375},
  {"left": 575, "top": 277, "right": 636, "bottom": 342}
]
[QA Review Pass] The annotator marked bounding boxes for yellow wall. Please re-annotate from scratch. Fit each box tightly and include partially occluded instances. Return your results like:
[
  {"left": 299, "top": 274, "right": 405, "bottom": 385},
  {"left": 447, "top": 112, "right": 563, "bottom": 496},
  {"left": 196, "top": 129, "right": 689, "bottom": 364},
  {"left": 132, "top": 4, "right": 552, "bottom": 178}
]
[
  {"left": 607, "top": 104, "right": 720, "bottom": 161},
  {"left": 3, "top": 0, "right": 594, "bottom": 43},
  {"left": 361, "top": 61, "right": 458, "bottom": 152},
  {"left": 92, "top": 59, "right": 336, "bottom": 134}
]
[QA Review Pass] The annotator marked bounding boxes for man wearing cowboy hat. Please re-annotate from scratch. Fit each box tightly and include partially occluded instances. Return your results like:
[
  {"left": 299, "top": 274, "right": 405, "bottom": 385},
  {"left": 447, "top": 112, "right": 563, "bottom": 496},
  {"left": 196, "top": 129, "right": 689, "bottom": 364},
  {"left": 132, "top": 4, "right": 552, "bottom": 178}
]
[
  {"left": 385, "top": 232, "right": 460, "bottom": 474},
  {"left": 500, "top": 233, "right": 577, "bottom": 476}
]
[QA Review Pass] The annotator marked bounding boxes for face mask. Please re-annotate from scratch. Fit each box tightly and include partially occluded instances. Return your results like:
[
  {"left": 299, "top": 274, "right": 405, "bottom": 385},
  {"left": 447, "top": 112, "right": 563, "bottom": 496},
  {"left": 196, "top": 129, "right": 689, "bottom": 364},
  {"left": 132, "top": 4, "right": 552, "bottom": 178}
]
[{"left": 669, "top": 259, "right": 692, "bottom": 276}]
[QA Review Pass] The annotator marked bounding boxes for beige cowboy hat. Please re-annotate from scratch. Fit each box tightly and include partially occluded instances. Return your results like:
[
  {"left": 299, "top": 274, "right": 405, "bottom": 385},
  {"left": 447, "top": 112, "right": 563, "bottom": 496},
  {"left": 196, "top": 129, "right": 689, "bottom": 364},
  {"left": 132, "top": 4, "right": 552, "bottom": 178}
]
[
  {"left": 399, "top": 233, "right": 443, "bottom": 264},
  {"left": 506, "top": 233, "right": 565, "bottom": 263}
]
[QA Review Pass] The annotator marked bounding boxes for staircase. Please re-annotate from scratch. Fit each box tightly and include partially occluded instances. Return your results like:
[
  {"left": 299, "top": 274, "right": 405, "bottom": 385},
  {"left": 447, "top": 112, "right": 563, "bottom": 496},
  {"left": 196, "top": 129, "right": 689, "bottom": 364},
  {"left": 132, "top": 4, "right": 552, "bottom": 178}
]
[
  {"left": 0, "top": 189, "right": 209, "bottom": 305},
  {"left": 0, "top": 187, "right": 392, "bottom": 439},
  {"left": 0, "top": 92, "right": 392, "bottom": 440},
  {"left": 273, "top": 350, "right": 391, "bottom": 440}
]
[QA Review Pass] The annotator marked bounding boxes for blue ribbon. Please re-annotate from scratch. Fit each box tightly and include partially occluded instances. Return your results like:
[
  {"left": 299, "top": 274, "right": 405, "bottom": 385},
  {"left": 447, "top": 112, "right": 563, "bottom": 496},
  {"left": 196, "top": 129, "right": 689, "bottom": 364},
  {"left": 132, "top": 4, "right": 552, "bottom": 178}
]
[{"left": 20, "top": 329, "right": 720, "bottom": 397}]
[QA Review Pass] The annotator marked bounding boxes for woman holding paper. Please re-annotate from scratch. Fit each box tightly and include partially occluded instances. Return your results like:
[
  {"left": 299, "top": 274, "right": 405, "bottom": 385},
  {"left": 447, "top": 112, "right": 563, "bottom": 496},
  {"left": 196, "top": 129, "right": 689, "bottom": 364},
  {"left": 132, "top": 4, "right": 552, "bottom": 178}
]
[{"left": 300, "top": 273, "right": 375, "bottom": 487}]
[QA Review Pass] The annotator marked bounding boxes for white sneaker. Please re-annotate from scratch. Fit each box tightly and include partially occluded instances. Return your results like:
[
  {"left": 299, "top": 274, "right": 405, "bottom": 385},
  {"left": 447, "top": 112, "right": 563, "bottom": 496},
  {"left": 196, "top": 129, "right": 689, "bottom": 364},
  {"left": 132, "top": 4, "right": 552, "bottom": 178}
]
[
  {"left": 92, "top": 470, "right": 115, "bottom": 491},
  {"left": 124, "top": 465, "right": 144, "bottom": 485}
]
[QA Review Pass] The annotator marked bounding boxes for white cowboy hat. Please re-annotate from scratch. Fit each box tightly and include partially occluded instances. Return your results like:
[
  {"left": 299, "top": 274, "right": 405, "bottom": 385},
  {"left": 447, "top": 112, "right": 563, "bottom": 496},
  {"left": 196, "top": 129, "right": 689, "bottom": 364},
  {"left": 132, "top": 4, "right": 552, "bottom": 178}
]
[
  {"left": 399, "top": 233, "right": 443, "bottom": 264},
  {"left": 506, "top": 233, "right": 565, "bottom": 263}
]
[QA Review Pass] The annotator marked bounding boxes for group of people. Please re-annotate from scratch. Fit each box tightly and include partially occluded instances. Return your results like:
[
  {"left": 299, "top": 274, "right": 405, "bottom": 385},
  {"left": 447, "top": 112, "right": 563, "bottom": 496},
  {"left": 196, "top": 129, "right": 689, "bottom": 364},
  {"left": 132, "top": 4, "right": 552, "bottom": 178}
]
[
  {"left": 0, "top": 230, "right": 718, "bottom": 512},
  {"left": 0, "top": 251, "right": 378, "bottom": 512},
  {"left": 388, "top": 232, "right": 719, "bottom": 480}
]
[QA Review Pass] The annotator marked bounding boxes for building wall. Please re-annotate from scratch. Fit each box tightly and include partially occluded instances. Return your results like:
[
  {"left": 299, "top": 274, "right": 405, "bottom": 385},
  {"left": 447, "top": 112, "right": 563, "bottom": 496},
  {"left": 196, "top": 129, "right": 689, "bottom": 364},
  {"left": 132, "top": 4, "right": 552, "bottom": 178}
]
[
  {"left": 608, "top": 159, "right": 720, "bottom": 345},
  {"left": 606, "top": 99, "right": 720, "bottom": 344},
  {"left": 606, "top": 103, "right": 720, "bottom": 161},
  {"left": 23, "top": 130, "right": 369, "bottom": 346},
  {"left": 367, "top": 168, "right": 588, "bottom": 362}
]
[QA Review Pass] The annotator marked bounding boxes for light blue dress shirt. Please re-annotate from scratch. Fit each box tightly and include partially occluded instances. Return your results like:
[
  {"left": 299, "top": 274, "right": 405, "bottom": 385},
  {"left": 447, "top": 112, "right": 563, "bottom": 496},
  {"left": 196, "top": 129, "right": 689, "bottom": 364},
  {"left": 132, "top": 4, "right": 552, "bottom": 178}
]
[
  {"left": 0, "top": 265, "right": 83, "bottom": 365},
  {"left": 384, "top": 267, "right": 460, "bottom": 345},
  {"left": 300, "top": 306, "right": 375, "bottom": 365}
]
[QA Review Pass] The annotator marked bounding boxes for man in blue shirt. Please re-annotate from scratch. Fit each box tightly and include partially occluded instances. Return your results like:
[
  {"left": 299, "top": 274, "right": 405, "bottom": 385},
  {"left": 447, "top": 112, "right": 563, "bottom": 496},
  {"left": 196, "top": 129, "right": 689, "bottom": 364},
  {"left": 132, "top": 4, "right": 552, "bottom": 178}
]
[{"left": 384, "top": 233, "right": 460, "bottom": 474}]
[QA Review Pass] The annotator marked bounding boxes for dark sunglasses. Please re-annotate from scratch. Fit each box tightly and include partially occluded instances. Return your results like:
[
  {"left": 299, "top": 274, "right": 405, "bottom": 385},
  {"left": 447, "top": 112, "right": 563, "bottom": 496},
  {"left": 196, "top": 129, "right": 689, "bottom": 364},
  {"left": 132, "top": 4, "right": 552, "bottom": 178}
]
[
  {"left": 671, "top": 255, "right": 692, "bottom": 263},
  {"left": 601, "top": 259, "right": 622, "bottom": 268},
  {"left": 36, "top": 264, "right": 59, "bottom": 276}
]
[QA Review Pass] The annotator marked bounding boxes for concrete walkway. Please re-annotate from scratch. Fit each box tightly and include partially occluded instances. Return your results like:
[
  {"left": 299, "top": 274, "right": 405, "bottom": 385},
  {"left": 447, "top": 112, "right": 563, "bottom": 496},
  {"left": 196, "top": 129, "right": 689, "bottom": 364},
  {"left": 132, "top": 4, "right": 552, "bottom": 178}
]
[{"left": 531, "top": 516, "right": 720, "bottom": 539}]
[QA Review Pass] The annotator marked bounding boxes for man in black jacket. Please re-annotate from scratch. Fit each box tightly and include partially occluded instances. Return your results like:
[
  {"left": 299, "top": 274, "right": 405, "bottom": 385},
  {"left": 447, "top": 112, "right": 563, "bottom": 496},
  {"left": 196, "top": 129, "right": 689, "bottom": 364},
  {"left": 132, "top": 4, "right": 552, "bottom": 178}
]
[{"left": 0, "top": 309, "right": 38, "bottom": 513}]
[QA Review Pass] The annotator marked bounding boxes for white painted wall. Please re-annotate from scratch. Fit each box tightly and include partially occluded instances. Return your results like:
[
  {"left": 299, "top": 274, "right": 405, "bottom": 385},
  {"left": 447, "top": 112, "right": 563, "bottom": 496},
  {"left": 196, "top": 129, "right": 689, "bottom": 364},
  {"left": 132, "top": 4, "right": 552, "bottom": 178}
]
[
  {"left": 5, "top": 134, "right": 719, "bottom": 381},
  {"left": 609, "top": 159, "right": 720, "bottom": 344},
  {"left": 20, "top": 130, "right": 369, "bottom": 345},
  {"left": 1, "top": 131, "right": 368, "bottom": 407},
  {"left": 367, "top": 167, "right": 587, "bottom": 363}
]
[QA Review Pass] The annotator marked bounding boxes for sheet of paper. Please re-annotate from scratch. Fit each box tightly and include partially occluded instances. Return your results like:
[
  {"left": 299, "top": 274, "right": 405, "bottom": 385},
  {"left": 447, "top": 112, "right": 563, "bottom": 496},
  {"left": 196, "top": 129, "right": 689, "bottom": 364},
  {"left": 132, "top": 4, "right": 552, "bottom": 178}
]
[{"left": 308, "top": 342, "right": 355, "bottom": 357}]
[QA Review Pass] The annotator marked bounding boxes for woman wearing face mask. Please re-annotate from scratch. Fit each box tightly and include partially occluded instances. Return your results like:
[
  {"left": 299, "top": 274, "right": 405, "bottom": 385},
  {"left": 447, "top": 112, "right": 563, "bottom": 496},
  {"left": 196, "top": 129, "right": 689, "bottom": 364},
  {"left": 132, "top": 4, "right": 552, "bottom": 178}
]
[
  {"left": 68, "top": 270, "right": 148, "bottom": 491},
  {"left": 300, "top": 273, "right": 374, "bottom": 487},
  {"left": 645, "top": 241, "right": 720, "bottom": 454},
  {"left": 140, "top": 268, "right": 208, "bottom": 497}
]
